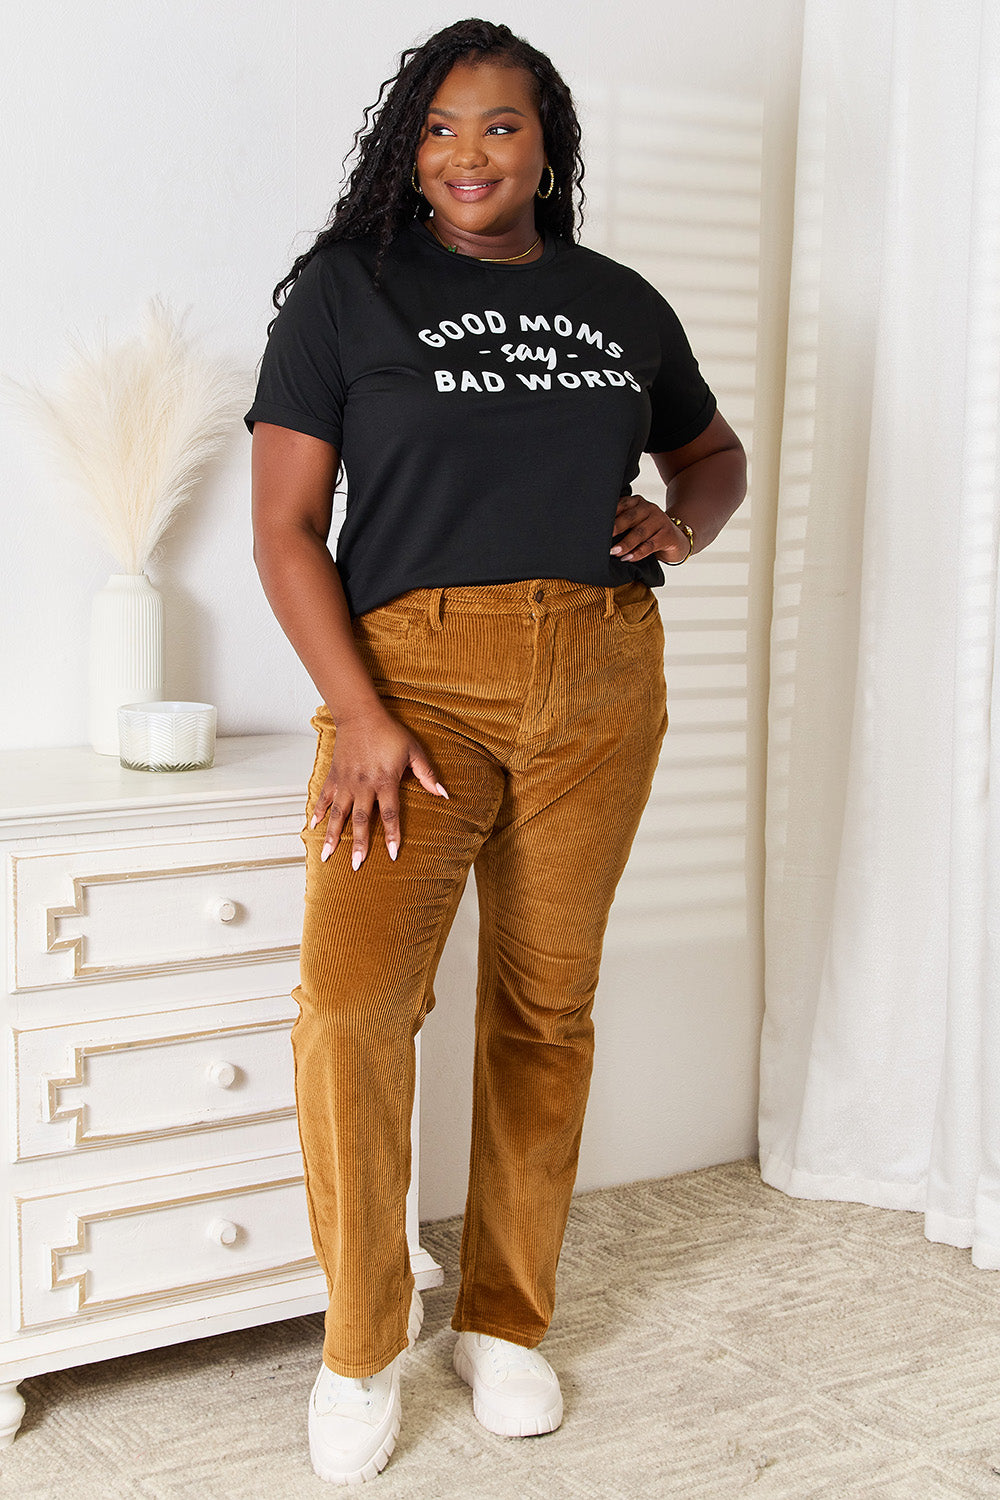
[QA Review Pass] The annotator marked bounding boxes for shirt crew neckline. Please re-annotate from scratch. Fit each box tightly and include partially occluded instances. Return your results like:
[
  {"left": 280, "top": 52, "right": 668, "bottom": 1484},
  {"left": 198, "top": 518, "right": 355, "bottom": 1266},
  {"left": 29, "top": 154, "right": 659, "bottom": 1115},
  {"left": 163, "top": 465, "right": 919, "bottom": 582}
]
[{"left": 410, "top": 216, "right": 557, "bottom": 270}]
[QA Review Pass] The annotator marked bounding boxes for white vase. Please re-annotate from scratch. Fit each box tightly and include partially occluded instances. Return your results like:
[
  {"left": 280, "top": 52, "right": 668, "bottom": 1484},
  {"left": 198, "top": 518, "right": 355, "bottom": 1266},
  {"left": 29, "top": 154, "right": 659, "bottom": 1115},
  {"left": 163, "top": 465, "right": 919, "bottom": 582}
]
[{"left": 88, "top": 573, "right": 165, "bottom": 755}]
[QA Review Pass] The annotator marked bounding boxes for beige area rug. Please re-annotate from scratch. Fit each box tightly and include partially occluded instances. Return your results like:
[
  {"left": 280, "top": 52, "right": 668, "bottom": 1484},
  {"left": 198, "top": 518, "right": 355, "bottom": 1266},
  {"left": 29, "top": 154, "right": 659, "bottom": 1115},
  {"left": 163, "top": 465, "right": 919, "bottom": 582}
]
[{"left": 4, "top": 1159, "right": 1000, "bottom": 1499}]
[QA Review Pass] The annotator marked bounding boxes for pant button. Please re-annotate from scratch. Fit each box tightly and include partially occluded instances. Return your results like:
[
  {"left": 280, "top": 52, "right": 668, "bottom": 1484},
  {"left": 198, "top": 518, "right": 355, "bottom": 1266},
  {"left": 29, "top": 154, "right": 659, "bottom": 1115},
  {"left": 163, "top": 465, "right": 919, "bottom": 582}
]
[{"left": 534, "top": 588, "right": 545, "bottom": 602}]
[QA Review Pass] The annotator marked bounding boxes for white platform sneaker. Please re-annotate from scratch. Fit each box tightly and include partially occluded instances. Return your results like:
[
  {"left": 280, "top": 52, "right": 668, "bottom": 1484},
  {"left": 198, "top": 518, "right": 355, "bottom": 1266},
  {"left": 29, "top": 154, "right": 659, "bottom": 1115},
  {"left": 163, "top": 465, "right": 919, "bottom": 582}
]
[
  {"left": 452, "top": 1331, "right": 564, "bottom": 1437},
  {"left": 308, "top": 1289, "right": 423, "bottom": 1484}
]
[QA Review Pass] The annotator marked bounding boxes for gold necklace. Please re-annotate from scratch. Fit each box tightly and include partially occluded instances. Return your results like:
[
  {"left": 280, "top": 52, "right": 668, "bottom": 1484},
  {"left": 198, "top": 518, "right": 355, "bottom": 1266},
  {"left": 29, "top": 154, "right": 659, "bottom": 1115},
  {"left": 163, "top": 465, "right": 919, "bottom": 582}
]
[{"left": 427, "top": 217, "right": 541, "bottom": 263}]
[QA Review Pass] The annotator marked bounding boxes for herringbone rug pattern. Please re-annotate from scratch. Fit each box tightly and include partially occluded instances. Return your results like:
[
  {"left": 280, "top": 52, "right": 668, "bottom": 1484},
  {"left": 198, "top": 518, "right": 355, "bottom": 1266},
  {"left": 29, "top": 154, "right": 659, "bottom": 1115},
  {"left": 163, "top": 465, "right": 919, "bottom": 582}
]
[{"left": 4, "top": 1159, "right": 999, "bottom": 1498}]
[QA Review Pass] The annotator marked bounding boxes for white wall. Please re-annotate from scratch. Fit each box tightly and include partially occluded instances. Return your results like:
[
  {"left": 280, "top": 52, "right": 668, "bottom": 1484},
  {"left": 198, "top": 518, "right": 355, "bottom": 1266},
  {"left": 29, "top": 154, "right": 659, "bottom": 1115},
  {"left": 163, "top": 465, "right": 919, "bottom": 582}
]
[{"left": 1, "top": 1, "right": 802, "bottom": 1219}]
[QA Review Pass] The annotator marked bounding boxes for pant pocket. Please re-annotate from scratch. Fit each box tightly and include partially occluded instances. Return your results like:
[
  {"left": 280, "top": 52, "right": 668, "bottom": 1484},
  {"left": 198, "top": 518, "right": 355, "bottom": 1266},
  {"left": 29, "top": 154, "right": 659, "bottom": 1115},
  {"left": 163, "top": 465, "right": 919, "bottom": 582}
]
[
  {"left": 304, "top": 717, "right": 337, "bottom": 830},
  {"left": 612, "top": 584, "right": 659, "bottom": 632}
]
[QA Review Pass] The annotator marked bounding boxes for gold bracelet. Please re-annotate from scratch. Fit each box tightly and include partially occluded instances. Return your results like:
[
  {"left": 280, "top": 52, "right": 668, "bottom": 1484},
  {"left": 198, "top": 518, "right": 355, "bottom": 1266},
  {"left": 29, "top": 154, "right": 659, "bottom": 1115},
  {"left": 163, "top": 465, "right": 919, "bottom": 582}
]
[{"left": 665, "top": 516, "right": 695, "bottom": 565}]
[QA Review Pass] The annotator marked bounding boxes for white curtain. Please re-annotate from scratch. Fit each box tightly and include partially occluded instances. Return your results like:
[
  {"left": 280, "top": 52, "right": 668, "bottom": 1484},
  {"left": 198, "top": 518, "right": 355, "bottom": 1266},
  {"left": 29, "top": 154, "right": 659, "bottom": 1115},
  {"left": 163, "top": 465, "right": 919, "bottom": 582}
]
[{"left": 759, "top": 0, "right": 1000, "bottom": 1265}]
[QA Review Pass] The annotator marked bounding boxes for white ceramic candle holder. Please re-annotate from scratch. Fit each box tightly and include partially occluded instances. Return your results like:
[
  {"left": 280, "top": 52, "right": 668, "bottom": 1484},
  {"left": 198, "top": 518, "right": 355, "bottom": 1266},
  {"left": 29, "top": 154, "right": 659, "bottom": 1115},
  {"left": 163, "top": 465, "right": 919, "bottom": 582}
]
[{"left": 118, "top": 701, "right": 217, "bottom": 772}]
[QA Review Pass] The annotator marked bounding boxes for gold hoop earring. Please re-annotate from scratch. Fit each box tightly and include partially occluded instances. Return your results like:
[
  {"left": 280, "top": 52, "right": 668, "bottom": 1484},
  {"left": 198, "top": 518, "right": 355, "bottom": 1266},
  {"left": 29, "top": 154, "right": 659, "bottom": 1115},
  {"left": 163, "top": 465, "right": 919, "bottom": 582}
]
[
  {"left": 411, "top": 163, "right": 421, "bottom": 195},
  {"left": 536, "top": 163, "right": 555, "bottom": 200}
]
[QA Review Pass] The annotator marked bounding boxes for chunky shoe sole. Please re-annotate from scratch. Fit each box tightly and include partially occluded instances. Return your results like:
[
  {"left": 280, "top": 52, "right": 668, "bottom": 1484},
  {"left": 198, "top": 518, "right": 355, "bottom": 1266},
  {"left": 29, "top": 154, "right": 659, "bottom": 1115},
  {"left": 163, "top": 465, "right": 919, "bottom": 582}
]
[{"left": 452, "top": 1339, "right": 564, "bottom": 1438}]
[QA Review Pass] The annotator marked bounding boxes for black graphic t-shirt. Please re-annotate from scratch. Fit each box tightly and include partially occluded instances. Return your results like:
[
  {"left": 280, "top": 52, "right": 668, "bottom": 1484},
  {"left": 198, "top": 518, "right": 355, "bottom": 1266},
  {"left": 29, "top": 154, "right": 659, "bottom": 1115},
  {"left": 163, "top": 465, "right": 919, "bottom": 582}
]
[{"left": 245, "top": 220, "right": 716, "bottom": 616}]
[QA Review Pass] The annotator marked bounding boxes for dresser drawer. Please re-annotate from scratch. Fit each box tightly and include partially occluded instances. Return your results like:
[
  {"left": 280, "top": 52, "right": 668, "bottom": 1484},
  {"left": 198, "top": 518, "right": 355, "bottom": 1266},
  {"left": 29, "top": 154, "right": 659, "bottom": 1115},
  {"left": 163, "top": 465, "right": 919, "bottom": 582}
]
[
  {"left": 13, "top": 998, "right": 298, "bottom": 1160},
  {"left": 11, "top": 832, "right": 305, "bottom": 991},
  {"left": 15, "top": 1156, "right": 322, "bottom": 1329}
]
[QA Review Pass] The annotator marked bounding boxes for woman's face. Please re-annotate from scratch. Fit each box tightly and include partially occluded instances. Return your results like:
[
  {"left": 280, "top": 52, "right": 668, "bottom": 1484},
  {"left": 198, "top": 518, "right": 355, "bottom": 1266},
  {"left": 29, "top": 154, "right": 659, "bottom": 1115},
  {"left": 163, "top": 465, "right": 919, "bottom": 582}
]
[{"left": 416, "top": 59, "right": 547, "bottom": 244}]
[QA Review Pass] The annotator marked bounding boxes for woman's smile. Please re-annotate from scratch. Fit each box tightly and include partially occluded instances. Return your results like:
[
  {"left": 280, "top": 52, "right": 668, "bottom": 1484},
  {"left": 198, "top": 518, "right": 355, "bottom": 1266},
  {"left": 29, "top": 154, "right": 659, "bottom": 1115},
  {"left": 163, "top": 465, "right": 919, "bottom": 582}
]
[{"left": 446, "top": 179, "right": 501, "bottom": 201}]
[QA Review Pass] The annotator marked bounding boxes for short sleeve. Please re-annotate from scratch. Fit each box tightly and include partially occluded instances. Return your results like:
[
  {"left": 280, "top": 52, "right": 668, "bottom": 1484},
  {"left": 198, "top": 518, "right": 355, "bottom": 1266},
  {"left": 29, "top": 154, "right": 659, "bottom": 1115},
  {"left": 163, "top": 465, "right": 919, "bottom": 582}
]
[
  {"left": 643, "top": 292, "right": 717, "bottom": 453},
  {"left": 244, "top": 252, "right": 346, "bottom": 448}
]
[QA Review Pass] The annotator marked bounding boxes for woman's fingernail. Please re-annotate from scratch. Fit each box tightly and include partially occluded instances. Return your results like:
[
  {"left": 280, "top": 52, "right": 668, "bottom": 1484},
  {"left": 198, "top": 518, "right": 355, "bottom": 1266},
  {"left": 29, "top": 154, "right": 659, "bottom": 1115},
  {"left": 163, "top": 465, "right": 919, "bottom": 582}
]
[
  {"left": 610, "top": 546, "right": 622, "bottom": 555},
  {"left": 320, "top": 843, "right": 331, "bottom": 863},
  {"left": 435, "top": 782, "right": 449, "bottom": 799},
  {"left": 309, "top": 813, "right": 318, "bottom": 828},
  {"left": 352, "top": 849, "right": 364, "bottom": 871},
  {"left": 388, "top": 841, "right": 398, "bottom": 861}
]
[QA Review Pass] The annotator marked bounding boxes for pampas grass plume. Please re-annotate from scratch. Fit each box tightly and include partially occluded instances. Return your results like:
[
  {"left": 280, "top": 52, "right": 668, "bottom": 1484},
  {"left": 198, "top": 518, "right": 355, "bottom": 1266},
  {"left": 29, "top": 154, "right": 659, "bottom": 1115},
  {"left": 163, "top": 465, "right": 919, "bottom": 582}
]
[{"left": 4, "top": 299, "right": 245, "bottom": 573}]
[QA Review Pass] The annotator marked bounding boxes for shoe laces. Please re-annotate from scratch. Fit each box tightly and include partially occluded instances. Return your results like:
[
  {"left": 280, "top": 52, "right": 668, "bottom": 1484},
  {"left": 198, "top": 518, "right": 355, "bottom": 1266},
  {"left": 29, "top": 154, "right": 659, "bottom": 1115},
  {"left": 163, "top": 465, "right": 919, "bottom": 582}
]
[
  {"left": 478, "top": 1335, "right": 547, "bottom": 1378},
  {"left": 317, "top": 1367, "right": 376, "bottom": 1411}
]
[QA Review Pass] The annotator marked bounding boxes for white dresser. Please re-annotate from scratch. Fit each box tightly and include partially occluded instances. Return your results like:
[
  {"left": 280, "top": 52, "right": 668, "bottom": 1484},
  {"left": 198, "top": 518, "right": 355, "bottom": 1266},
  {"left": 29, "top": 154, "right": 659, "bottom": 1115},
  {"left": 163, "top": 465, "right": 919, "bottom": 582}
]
[{"left": 0, "top": 735, "right": 441, "bottom": 1445}]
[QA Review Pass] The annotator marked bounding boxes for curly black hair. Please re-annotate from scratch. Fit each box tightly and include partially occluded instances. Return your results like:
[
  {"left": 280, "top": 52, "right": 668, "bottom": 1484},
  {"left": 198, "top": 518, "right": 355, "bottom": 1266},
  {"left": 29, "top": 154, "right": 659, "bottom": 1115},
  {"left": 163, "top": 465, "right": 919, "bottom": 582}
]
[{"left": 268, "top": 18, "right": 585, "bottom": 323}]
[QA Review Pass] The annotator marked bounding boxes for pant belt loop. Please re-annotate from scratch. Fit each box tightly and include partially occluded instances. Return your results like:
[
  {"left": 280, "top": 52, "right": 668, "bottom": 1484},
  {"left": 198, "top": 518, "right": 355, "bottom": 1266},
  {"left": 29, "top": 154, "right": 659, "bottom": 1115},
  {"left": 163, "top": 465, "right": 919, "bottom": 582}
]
[
  {"left": 428, "top": 588, "right": 444, "bottom": 630},
  {"left": 604, "top": 586, "right": 615, "bottom": 619}
]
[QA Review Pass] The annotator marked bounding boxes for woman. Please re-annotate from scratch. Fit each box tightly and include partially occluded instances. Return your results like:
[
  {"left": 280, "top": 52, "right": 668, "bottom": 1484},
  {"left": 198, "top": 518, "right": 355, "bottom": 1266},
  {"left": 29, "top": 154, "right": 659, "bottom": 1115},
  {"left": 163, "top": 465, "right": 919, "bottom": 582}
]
[{"left": 248, "top": 18, "right": 746, "bottom": 1485}]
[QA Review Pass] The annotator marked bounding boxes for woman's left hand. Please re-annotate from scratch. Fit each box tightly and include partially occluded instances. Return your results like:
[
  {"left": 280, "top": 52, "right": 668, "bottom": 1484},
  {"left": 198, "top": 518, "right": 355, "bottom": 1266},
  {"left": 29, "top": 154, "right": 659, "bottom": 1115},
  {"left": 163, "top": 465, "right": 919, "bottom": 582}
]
[{"left": 611, "top": 493, "right": 691, "bottom": 564}]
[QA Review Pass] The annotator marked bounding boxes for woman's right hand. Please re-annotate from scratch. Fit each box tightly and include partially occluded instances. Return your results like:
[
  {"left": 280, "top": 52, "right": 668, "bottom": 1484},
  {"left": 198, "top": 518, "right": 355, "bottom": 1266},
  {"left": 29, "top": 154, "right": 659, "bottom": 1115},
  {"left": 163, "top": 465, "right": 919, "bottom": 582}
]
[
  {"left": 250, "top": 424, "right": 448, "bottom": 868},
  {"left": 310, "top": 704, "right": 448, "bottom": 869}
]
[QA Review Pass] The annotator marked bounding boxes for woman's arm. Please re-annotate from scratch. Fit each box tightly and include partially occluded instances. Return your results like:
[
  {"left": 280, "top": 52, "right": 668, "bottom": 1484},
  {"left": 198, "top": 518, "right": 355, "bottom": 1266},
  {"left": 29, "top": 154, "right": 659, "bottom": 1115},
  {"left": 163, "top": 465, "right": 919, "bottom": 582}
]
[
  {"left": 251, "top": 422, "right": 446, "bottom": 868},
  {"left": 611, "top": 409, "right": 747, "bottom": 564}
]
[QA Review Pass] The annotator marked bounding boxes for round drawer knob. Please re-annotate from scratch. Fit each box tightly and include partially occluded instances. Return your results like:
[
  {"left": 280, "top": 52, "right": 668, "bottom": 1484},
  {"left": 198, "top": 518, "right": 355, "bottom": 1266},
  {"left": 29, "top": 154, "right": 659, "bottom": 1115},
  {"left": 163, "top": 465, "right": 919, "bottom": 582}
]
[
  {"left": 207, "top": 1218, "right": 240, "bottom": 1247},
  {"left": 212, "top": 898, "right": 239, "bottom": 923},
  {"left": 206, "top": 1060, "right": 237, "bottom": 1089}
]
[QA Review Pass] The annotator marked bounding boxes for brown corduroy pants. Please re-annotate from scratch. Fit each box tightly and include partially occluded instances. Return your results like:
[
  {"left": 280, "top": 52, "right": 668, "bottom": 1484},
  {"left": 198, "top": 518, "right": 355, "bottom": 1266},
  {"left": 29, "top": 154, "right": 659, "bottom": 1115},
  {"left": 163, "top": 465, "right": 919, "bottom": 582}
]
[{"left": 293, "top": 577, "right": 668, "bottom": 1376}]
